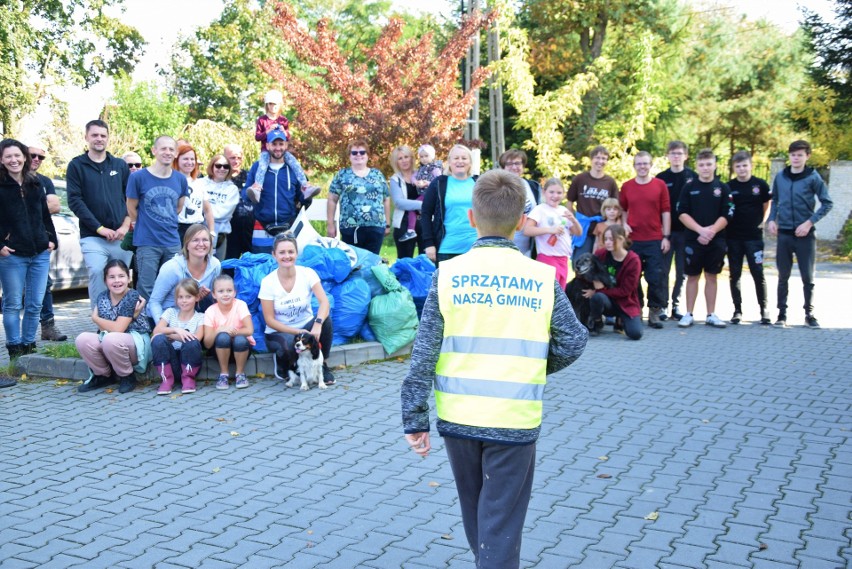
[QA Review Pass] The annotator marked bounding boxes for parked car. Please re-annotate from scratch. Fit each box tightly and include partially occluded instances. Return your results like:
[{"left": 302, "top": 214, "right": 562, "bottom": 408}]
[{"left": 50, "top": 181, "right": 88, "bottom": 291}]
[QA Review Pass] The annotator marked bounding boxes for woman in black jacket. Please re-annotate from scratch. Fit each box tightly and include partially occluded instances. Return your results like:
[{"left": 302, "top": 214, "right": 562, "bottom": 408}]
[
  {"left": 0, "top": 139, "right": 58, "bottom": 359},
  {"left": 420, "top": 144, "right": 478, "bottom": 265}
]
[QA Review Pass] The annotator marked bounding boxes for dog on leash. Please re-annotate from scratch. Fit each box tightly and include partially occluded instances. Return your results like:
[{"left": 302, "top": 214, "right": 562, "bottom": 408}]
[
  {"left": 287, "top": 332, "right": 326, "bottom": 391},
  {"left": 565, "top": 253, "right": 615, "bottom": 327}
]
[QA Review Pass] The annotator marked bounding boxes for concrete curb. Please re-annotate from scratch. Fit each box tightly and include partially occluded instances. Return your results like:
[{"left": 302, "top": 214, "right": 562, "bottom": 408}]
[{"left": 12, "top": 341, "right": 412, "bottom": 382}]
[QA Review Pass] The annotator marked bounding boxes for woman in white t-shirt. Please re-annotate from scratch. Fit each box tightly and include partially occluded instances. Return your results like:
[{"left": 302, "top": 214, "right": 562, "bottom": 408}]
[{"left": 258, "top": 233, "right": 334, "bottom": 385}]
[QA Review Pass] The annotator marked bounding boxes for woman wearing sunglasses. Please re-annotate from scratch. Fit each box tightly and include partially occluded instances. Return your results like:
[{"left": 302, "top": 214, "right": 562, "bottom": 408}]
[
  {"left": 196, "top": 154, "right": 239, "bottom": 259},
  {"left": 326, "top": 139, "right": 390, "bottom": 255}
]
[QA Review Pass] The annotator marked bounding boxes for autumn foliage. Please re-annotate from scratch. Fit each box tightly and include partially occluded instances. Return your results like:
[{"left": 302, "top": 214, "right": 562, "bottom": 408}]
[{"left": 259, "top": 2, "right": 495, "bottom": 174}]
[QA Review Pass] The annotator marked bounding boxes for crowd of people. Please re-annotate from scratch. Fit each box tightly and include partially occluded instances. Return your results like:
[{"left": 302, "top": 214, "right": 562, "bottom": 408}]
[{"left": 0, "top": 94, "right": 834, "bottom": 391}]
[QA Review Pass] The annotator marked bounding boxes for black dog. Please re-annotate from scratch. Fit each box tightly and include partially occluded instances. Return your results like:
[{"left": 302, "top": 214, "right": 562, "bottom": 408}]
[{"left": 565, "top": 253, "right": 614, "bottom": 328}]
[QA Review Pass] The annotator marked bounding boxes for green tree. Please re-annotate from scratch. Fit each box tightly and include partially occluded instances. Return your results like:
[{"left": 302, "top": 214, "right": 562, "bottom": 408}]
[
  {"left": 104, "top": 75, "right": 189, "bottom": 154},
  {"left": 797, "top": 0, "right": 852, "bottom": 160},
  {"left": 0, "top": 0, "right": 144, "bottom": 135},
  {"left": 258, "top": 2, "right": 494, "bottom": 174},
  {"left": 165, "top": 0, "right": 431, "bottom": 129}
]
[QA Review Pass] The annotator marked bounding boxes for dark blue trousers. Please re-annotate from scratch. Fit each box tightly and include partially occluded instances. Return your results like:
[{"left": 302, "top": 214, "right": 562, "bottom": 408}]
[{"left": 444, "top": 436, "right": 536, "bottom": 569}]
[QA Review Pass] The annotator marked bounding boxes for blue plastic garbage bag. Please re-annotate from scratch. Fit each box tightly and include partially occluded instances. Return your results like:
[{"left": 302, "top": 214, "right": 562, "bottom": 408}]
[
  {"left": 349, "top": 245, "right": 385, "bottom": 298},
  {"left": 222, "top": 253, "right": 278, "bottom": 350},
  {"left": 298, "top": 245, "right": 352, "bottom": 283},
  {"left": 390, "top": 254, "right": 435, "bottom": 317},
  {"left": 327, "top": 277, "right": 371, "bottom": 346},
  {"left": 359, "top": 320, "right": 377, "bottom": 342}
]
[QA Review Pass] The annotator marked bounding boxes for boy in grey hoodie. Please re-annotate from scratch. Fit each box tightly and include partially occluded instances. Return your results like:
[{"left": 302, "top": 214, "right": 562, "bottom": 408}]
[{"left": 766, "top": 140, "right": 833, "bottom": 328}]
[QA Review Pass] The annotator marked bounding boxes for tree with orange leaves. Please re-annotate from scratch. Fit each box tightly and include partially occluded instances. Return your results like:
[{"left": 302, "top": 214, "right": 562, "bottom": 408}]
[{"left": 259, "top": 1, "right": 495, "bottom": 174}]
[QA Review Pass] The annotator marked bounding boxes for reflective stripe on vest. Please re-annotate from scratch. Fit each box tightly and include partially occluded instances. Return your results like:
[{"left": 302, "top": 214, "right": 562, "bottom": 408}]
[{"left": 435, "top": 248, "right": 555, "bottom": 430}]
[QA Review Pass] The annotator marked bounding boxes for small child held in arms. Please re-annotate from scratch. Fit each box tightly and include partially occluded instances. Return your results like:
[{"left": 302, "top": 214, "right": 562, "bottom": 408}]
[
  {"left": 592, "top": 198, "right": 624, "bottom": 251},
  {"left": 203, "top": 274, "right": 255, "bottom": 390},
  {"left": 402, "top": 144, "right": 443, "bottom": 242},
  {"left": 523, "top": 177, "right": 582, "bottom": 289},
  {"left": 152, "top": 278, "right": 205, "bottom": 395},
  {"left": 250, "top": 89, "right": 319, "bottom": 200}
]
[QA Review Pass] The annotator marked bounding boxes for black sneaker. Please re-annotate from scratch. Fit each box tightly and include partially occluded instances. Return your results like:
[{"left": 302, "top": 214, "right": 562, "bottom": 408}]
[
  {"left": 671, "top": 307, "right": 684, "bottom": 321},
  {"left": 322, "top": 364, "right": 335, "bottom": 386},
  {"left": 78, "top": 374, "right": 116, "bottom": 393},
  {"left": 774, "top": 313, "right": 787, "bottom": 327},
  {"left": 760, "top": 317, "right": 772, "bottom": 325},
  {"left": 804, "top": 315, "right": 820, "bottom": 329},
  {"left": 730, "top": 312, "right": 742, "bottom": 325},
  {"left": 118, "top": 374, "right": 136, "bottom": 394}
]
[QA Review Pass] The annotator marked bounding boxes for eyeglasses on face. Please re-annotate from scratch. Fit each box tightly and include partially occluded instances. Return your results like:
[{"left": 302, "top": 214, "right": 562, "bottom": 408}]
[
  {"left": 504, "top": 161, "right": 523, "bottom": 167},
  {"left": 350, "top": 150, "right": 367, "bottom": 156},
  {"left": 127, "top": 163, "right": 142, "bottom": 169},
  {"left": 213, "top": 163, "right": 231, "bottom": 170},
  {"left": 30, "top": 154, "right": 46, "bottom": 161}
]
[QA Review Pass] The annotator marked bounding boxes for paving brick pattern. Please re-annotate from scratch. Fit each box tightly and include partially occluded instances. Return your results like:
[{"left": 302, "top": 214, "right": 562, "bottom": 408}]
[{"left": 1, "top": 264, "right": 851, "bottom": 568}]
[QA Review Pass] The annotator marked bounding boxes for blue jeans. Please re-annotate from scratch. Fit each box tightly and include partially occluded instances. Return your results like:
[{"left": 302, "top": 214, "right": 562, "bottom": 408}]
[
  {"left": 135, "top": 245, "right": 181, "bottom": 302},
  {"left": 339, "top": 226, "right": 385, "bottom": 255},
  {"left": 80, "top": 236, "right": 134, "bottom": 309},
  {"left": 40, "top": 276, "right": 55, "bottom": 322},
  {"left": 0, "top": 251, "right": 51, "bottom": 345}
]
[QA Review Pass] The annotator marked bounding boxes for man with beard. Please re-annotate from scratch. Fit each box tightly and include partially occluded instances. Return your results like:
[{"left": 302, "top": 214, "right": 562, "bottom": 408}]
[{"left": 244, "top": 128, "right": 312, "bottom": 253}]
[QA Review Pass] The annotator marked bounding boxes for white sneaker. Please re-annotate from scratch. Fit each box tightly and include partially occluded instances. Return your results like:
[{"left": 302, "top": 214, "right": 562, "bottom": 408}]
[
  {"left": 705, "top": 313, "right": 727, "bottom": 328},
  {"left": 678, "top": 313, "right": 694, "bottom": 327}
]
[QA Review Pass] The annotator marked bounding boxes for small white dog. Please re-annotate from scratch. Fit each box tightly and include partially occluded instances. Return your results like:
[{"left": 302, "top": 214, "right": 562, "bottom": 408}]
[{"left": 286, "top": 332, "right": 326, "bottom": 391}]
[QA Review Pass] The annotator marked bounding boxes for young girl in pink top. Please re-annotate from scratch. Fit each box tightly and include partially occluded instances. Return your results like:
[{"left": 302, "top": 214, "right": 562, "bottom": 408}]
[
  {"left": 523, "top": 178, "right": 581, "bottom": 288},
  {"left": 203, "top": 274, "right": 255, "bottom": 390}
]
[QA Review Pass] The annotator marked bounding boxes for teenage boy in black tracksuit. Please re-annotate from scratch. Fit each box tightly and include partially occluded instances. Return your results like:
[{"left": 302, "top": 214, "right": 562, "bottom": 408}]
[
  {"left": 726, "top": 151, "right": 771, "bottom": 325},
  {"left": 656, "top": 140, "right": 697, "bottom": 321},
  {"left": 676, "top": 149, "right": 734, "bottom": 329}
]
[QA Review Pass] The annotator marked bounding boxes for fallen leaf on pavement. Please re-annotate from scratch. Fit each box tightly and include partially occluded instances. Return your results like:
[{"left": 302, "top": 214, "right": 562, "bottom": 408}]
[
  {"left": 212, "top": 467, "right": 220, "bottom": 473},
  {"left": 597, "top": 474, "right": 612, "bottom": 479},
  {"left": 759, "top": 543, "right": 768, "bottom": 550},
  {"left": 215, "top": 418, "right": 227, "bottom": 422},
  {"left": 644, "top": 512, "right": 659, "bottom": 521},
  {"left": 105, "top": 388, "right": 113, "bottom": 394},
  {"left": 598, "top": 456, "right": 609, "bottom": 461},
  {"left": 441, "top": 534, "right": 453, "bottom": 540},
  {"left": 429, "top": 481, "right": 440, "bottom": 487},
  {"left": 230, "top": 431, "right": 240, "bottom": 437},
  {"left": 55, "top": 380, "right": 68, "bottom": 386}
]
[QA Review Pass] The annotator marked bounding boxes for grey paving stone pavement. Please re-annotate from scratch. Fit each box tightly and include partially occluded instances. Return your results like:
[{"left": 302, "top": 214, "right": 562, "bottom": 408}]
[{"left": 1, "top": 264, "right": 851, "bottom": 568}]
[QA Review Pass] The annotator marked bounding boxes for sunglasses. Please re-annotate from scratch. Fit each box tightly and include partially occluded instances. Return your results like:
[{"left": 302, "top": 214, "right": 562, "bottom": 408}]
[
  {"left": 30, "top": 154, "right": 46, "bottom": 161},
  {"left": 213, "top": 163, "right": 231, "bottom": 170},
  {"left": 350, "top": 150, "right": 367, "bottom": 156},
  {"left": 127, "top": 163, "right": 142, "bottom": 169}
]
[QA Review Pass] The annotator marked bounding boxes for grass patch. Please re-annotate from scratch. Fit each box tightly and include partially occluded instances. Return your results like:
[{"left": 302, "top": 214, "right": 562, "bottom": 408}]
[
  {"left": 840, "top": 218, "right": 852, "bottom": 259},
  {"left": 38, "top": 343, "right": 80, "bottom": 358}
]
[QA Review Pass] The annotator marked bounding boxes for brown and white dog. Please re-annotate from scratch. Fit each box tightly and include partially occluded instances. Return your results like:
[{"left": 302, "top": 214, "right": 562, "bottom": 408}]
[{"left": 287, "top": 332, "right": 326, "bottom": 391}]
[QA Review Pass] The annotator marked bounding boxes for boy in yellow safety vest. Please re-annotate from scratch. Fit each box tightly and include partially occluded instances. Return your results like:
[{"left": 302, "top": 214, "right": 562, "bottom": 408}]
[{"left": 401, "top": 169, "right": 588, "bottom": 569}]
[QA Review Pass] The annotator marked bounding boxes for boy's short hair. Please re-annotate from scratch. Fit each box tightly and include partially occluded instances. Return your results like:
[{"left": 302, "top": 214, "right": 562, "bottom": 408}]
[
  {"left": 600, "top": 197, "right": 622, "bottom": 216},
  {"left": 212, "top": 274, "right": 235, "bottom": 289},
  {"left": 667, "top": 140, "right": 688, "bottom": 154},
  {"left": 589, "top": 145, "right": 609, "bottom": 159},
  {"left": 695, "top": 148, "right": 716, "bottom": 162},
  {"left": 731, "top": 151, "right": 751, "bottom": 164},
  {"left": 472, "top": 170, "right": 526, "bottom": 236},
  {"left": 788, "top": 140, "right": 811, "bottom": 154},
  {"left": 633, "top": 151, "right": 652, "bottom": 164},
  {"left": 498, "top": 148, "right": 527, "bottom": 168},
  {"left": 86, "top": 119, "right": 109, "bottom": 133}
]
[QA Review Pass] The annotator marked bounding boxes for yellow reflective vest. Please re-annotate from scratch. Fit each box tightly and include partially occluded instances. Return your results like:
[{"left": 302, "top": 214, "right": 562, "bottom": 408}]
[{"left": 435, "top": 247, "right": 555, "bottom": 430}]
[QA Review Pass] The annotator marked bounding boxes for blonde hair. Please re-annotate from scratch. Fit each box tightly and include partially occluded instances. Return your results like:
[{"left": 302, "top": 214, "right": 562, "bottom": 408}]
[
  {"left": 600, "top": 198, "right": 623, "bottom": 219},
  {"left": 443, "top": 144, "right": 473, "bottom": 177},
  {"left": 390, "top": 145, "right": 414, "bottom": 176}
]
